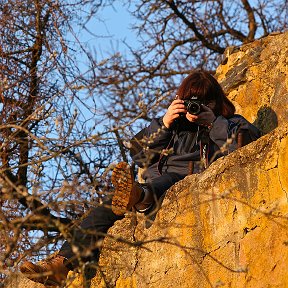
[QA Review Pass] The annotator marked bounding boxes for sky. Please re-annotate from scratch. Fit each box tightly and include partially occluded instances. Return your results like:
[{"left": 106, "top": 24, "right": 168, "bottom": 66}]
[
  {"left": 82, "top": 2, "right": 137, "bottom": 59},
  {"left": 66, "top": 2, "right": 138, "bottom": 118}
]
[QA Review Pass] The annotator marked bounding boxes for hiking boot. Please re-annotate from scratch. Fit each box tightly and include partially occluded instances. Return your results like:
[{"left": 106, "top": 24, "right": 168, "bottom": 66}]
[
  {"left": 20, "top": 254, "right": 69, "bottom": 286},
  {"left": 111, "top": 162, "right": 153, "bottom": 215}
]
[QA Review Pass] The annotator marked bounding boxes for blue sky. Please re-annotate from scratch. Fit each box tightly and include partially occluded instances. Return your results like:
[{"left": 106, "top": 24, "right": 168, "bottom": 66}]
[{"left": 81, "top": 2, "right": 137, "bottom": 59}]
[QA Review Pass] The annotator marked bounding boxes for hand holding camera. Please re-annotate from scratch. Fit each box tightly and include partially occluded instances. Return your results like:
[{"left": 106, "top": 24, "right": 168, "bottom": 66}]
[
  {"left": 186, "top": 104, "right": 216, "bottom": 128},
  {"left": 163, "top": 95, "right": 216, "bottom": 129},
  {"left": 163, "top": 99, "right": 186, "bottom": 128}
]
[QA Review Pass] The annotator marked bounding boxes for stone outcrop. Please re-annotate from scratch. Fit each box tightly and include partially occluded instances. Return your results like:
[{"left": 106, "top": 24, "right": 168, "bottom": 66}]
[
  {"left": 7, "top": 32, "right": 288, "bottom": 287},
  {"left": 88, "top": 31, "right": 288, "bottom": 288},
  {"left": 4, "top": 271, "right": 82, "bottom": 288},
  {"left": 88, "top": 123, "right": 288, "bottom": 288},
  {"left": 4, "top": 272, "right": 46, "bottom": 288},
  {"left": 215, "top": 31, "right": 288, "bottom": 133}
]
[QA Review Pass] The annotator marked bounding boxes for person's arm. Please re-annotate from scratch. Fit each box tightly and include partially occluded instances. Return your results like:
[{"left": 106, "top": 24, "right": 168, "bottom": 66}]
[
  {"left": 208, "top": 115, "right": 231, "bottom": 151},
  {"left": 145, "top": 117, "right": 173, "bottom": 148},
  {"left": 131, "top": 99, "right": 186, "bottom": 167},
  {"left": 130, "top": 118, "right": 173, "bottom": 167},
  {"left": 209, "top": 115, "right": 261, "bottom": 154}
]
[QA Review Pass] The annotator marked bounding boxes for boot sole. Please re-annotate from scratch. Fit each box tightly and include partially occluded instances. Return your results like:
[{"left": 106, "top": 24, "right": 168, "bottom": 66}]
[
  {"left": 111, "top": 162, "right": 134, "bottom": 215},
  {"left": 20, "top": 262, "right": 61, "bottom": 286}
]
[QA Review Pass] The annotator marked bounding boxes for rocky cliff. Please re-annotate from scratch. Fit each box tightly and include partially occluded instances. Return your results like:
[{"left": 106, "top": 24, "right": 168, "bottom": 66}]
[
  {"left": 6, "top": 31, "right": 288, "bottom": 288},
  {"left": 89, "top": 31, "right": 288, "bottom": 288},
  {"left": 88, "top": 123, "right": 288, "bottom": 288}
]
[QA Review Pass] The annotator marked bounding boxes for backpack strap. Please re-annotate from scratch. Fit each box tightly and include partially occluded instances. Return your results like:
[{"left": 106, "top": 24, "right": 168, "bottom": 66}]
[
  {"left": 227, "top": 117, "right": 254, "bottom": 148},
  {"left": 157, "top": 130, "right": 177, "bottom": 175}
]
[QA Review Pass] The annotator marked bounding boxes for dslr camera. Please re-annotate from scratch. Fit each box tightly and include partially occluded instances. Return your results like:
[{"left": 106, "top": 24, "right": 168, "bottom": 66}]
[{"left": 184, "top": 96, "right": 203, "bottom": 115}]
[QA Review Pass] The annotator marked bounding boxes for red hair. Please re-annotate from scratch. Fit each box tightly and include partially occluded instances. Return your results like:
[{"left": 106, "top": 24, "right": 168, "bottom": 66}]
[{"left": 176, "top": 70, "right": 235, "bottom": 118}]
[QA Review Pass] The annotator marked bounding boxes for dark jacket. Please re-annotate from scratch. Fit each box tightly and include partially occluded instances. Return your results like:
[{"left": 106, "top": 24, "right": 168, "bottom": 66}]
[{"left": 130, "top": 114, "right": 261, "bottom": 181}]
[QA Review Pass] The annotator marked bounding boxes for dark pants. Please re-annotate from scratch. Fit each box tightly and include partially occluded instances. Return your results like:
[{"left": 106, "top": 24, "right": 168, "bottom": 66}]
[
  {"left": 58, "top": 172, "right": 184, "bottom": 267},
  {"left": 58, "top": 198, "right": 123, "bottom": 268},
  {"left": 146, "top": 172, "right": 184, "bottom": 198}
]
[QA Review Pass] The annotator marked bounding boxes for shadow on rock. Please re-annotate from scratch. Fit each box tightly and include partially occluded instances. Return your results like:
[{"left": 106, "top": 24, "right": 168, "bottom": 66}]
[{"left": 253, "top": 105, "right": 278, "bottom": 135}]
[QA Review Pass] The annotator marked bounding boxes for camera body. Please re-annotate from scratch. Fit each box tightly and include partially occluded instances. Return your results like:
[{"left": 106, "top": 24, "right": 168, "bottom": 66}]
[{"left": 184, "top": 96, "right": 203, "bottom": 115}]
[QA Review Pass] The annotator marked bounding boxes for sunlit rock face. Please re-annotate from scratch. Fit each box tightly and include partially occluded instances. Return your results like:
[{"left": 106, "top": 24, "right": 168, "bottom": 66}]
[
  {"left": 90, "top": 124, "right": 288, "bottom": 288},
  {"left": 216, "top": 31, "right": 288, "bottom": 134},
  {"left": 88, "top": 31, "right": 288, "bottom": 288}
]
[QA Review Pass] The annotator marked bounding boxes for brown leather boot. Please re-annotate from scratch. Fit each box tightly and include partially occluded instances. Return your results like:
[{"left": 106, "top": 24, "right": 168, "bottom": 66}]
[
  {"left": 20, "top": 254, "right": 69, "bottom": 286},
  {"left": 111, "top": 162, "right": 153, "bottom": 215}
]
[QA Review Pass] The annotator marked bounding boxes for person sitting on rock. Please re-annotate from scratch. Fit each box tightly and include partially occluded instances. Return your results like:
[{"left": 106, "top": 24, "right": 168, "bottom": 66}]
[{"left": 20, "top": 70, "right": 261, "bottom": 286}]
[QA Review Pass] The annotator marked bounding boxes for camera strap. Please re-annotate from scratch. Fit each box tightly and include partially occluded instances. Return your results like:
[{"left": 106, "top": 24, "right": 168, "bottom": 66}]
[
  {"left": 157, "top": 123, "right": 211, "bottom": 175},
  {"left": 200, "top": 127, "right": 210, "bottom": 170}
]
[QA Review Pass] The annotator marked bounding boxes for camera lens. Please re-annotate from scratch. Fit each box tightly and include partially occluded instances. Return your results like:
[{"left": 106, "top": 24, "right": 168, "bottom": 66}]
[{"left": 187, "top": 101, "right": 201, "bottom": 115}]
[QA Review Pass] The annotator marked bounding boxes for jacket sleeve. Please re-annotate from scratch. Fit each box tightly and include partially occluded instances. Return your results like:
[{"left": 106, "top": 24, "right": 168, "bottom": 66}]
[
  {"left": 130, "top": 117, "right": 173, "bottom": 167},
  {"left": 209, "top": 114, "right": 261, "bottom": 155}
]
